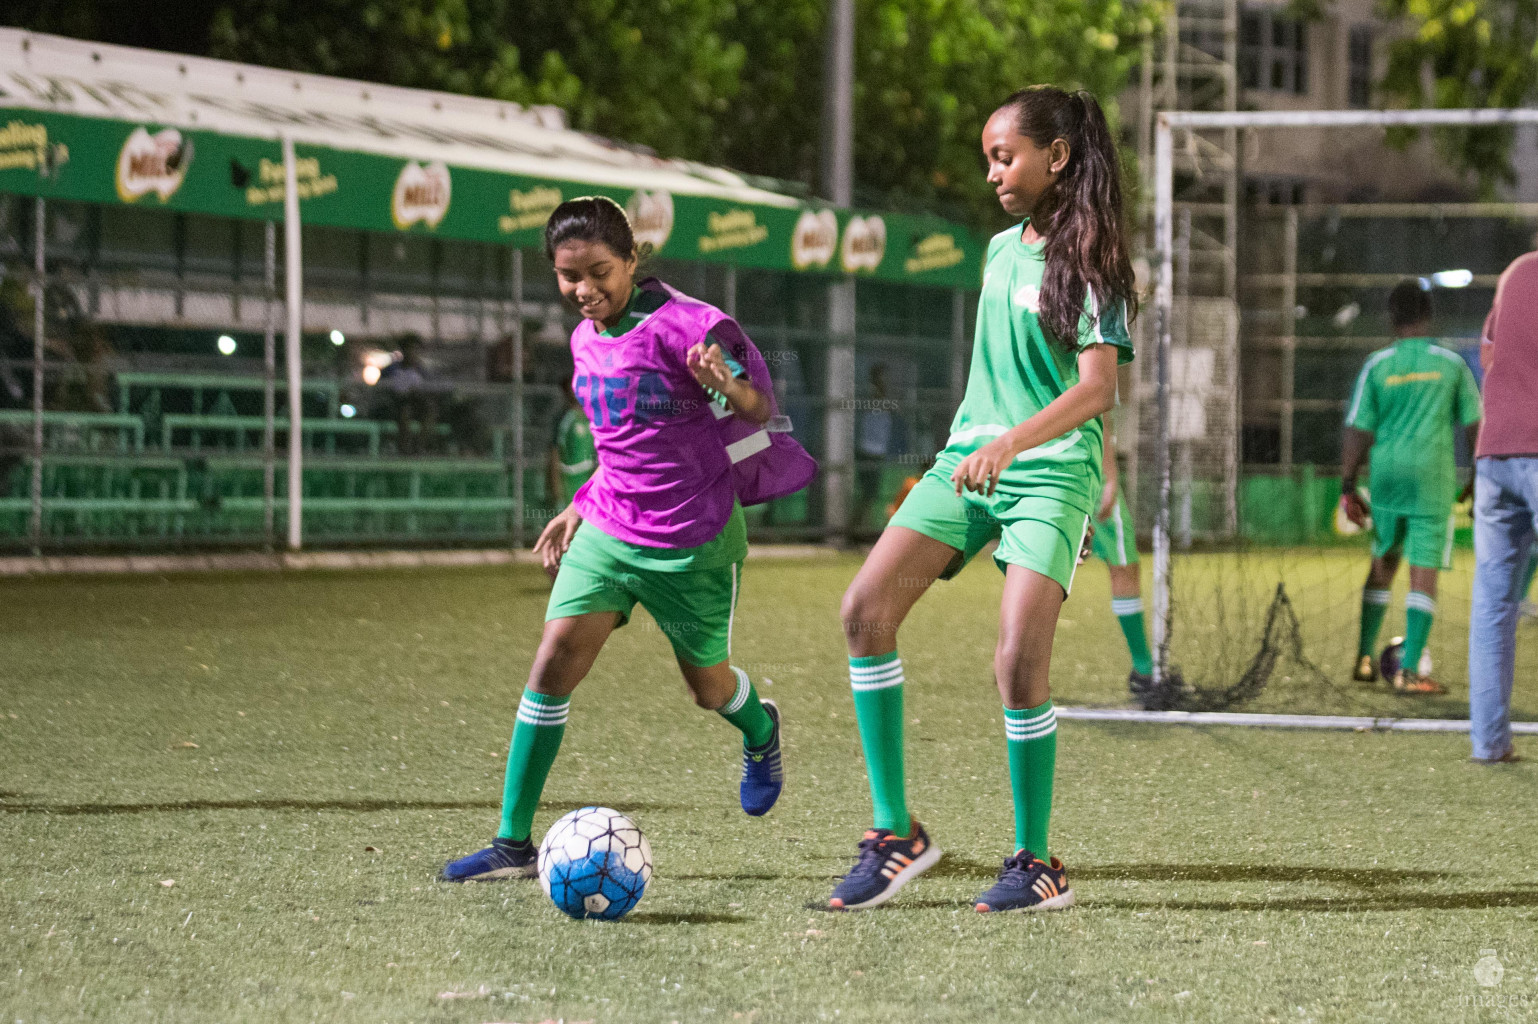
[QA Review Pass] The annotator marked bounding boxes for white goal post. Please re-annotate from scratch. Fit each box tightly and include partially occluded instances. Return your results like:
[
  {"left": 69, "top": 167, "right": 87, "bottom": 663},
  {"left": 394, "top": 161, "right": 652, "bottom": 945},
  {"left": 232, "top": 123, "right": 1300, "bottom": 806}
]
[{"left": 1149, "top": 106, "right": 1538, "bottom": 687}]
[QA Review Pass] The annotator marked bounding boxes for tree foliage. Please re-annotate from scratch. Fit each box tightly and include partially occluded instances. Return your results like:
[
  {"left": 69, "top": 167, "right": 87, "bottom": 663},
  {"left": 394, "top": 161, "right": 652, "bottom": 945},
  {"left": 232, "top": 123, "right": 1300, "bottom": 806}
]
[
  {"left": 7, "top": 0, "right": 1156, "bottom": 226},
  {"left": 1377, "top": 0, "right": 1538, "bottom": 193}
]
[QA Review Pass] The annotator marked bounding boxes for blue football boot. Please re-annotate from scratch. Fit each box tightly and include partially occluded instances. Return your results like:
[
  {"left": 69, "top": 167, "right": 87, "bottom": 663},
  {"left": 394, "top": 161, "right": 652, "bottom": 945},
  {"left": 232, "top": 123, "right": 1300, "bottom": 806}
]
[
  {"left": 438, "top": 836, "right": 537, "bottom": 882},
  {"left": 740, "top": 699, "right": 783, "bottom": 816}
]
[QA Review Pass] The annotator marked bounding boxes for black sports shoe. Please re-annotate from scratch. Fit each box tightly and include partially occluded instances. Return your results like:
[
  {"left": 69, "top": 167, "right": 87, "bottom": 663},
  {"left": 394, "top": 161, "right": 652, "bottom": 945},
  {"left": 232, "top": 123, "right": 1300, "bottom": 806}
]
[
  {"left": 974, "top": 850, "right": 1075, "bottom": 913},
  {"left": 740, "top": 699, "right": 783, "bottom": 816},
  {"left": 827, "top": 821, "right": 942, "bottom": 910},
  {"left": 438, "top": 837, "right": 537, "bottom": 882},
  {"left": 1128, "top": 670, "right": 1153, "bottom": 697}
]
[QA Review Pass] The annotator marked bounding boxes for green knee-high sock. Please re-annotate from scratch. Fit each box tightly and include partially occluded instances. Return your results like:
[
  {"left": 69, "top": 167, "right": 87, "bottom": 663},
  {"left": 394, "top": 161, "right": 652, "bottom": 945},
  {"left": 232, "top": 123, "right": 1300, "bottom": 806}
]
[
  {"left": 849, "top": 652, "right": 909, "bottom": 837},
  {"left": 1110, "top": 596, "right": 1154, "bottom": 675},
  {"left": 1358, "top": 588, "right": 1391, "bottom": 659},
  {"left": 496, "top": 689, "right": 569, "bottom": 842},
  {"left": 1004, "top": 700, "right": 1057, "bottom": 859},
  {"left": 718, "top": 666, "right": 775, "bottom": 748},
  {"left": 1402, "top": 591, "right": 1436, "bottom": 673},
  {"left": 1523, "top": 550, "right": 1538, "bottom": 597}
]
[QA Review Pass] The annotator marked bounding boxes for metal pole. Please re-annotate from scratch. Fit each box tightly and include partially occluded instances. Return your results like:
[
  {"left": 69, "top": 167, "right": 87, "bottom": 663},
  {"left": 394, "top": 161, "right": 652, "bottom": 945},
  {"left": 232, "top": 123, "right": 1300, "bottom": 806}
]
[
  {"left": 510, "top": 248, "right": 525, "bottom": 549},
  {"left": 821, "top": 0, "right": 854, "bottom": 209},
  {"left": 949, "top": 289, "right": 967, "bottom": 412},
  {"left": 822, "top": 0, "right": 856, "bottom": 543},
  {"left": 29, "top": 197, "right": 44, "bottom": 554},
  {"left": 1152, "top": 117, "right": 1174, "bottom": 688},
  {"left": 1279, "top": 207, "right": 1298, "bottom": 470},
  {"left": 263, "top": 220, "right": 277, "bottom": 549},
  {"left": 1160, "top": 107, "right": 1538, "bottom": 129},
  {"left": 723, "top": 264, "right": 737, "bottom": 319},
  {"left": 824, "top": 283, "right": 856, "bottom": 542},
  {"left": 282, "top": 135, "right": 304, "bottom": 551}
]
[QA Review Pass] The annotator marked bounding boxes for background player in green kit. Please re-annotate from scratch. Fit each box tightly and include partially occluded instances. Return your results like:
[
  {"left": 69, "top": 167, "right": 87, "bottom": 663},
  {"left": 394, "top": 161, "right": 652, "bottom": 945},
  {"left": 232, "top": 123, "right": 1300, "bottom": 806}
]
[
  {"left": 547, "top": 380, "right": 596, "bottom": 506},
  {"left": 1341, "top": 280, "right": 1481, "bottom": 694},
  {"left": 829, "top": 87, "right": 1134, "bottom": 914},
  {"left": 1092, "top": 428, "right": 1155, "bottom": 695}
]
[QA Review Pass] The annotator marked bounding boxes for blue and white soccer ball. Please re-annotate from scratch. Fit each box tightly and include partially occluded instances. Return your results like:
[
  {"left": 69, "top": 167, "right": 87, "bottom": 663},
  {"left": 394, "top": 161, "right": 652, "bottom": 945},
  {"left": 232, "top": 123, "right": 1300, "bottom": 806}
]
[
  {"left": 537, "top": 806, "right": 652, "bottom": 920},
  {"left": 1380, "top": 637, "right": 1434, "bottom": 681}
]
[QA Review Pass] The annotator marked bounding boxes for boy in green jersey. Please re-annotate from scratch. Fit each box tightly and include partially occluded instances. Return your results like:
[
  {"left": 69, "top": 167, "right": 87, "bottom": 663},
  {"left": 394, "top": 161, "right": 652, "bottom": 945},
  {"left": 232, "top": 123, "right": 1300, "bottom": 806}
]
[
  {"left": 1091, "top": 429, "right": 1155, "bottom": 692},
  {"left": 547, "top": 380, "right": 596, "bottom": 506},
  {"left": 1341, "top": 280, "right": 1481, "bottom": 694}
]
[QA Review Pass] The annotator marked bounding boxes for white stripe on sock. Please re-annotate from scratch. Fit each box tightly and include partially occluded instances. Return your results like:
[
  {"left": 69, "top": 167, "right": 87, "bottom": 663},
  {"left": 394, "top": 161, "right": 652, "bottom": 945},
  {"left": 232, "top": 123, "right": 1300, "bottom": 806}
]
[
  {"left": 1111, "top": 597, "right": 1144, "bottom": 615},
  {"left": 517, "top": 702, "right": 569, "bottom": 727},
  {"left": 852, "top": 675, "right": 904, "bottom": 692},
  {"left": 850, "top": 665, "right": 903, "bottom": 685},
  {"left": 849, "top": 658, "right": 902, "bottom": 679},
  {"left": 1005, "top": 711, "right": 1057, "bottom": 741},
  {"left": 1363, "top": 589, "right": 1391, "bottom": 605},
  {"left": 1406, "top": 592, "right": 1437, "bottom": 614},
  {"left": 720, "top": 666, "right": 751, "bottom": 716}
]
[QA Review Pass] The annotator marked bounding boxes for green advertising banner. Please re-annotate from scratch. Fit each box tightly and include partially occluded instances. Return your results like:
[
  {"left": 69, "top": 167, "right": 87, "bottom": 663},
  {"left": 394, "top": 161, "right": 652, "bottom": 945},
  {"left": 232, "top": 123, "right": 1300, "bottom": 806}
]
[{"left": 0, "top": 108, "right": 983, "bottom": 289}]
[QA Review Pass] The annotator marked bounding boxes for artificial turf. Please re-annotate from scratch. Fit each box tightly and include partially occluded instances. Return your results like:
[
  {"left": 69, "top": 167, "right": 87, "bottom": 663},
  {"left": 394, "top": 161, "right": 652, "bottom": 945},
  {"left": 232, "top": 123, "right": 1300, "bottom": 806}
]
[{"left": 2, "top": 553, "right": 1535, "bottom": 1023}]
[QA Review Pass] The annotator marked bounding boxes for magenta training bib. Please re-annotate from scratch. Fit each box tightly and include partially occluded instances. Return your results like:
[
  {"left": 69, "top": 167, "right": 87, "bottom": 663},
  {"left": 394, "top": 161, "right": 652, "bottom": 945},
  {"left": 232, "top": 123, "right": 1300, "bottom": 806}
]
[{"left": 569, "top": 278, "right": 817, "bottom": 549}]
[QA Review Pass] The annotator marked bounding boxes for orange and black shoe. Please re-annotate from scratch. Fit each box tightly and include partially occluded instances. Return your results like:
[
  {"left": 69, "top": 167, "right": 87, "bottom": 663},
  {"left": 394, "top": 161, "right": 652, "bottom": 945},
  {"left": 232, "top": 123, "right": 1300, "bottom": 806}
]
[
  {"left": 974, "top": 850, "right": 1075, "bottom": 913},
  {"left": 1393, "top": 670, "right": 1445, "bottom": 695},
  {"left": 1352, "top": 655, "right": 1378, "bottom": 684},
  {"left": 827, "top": 822, "right": 942, "bottom": 911}
]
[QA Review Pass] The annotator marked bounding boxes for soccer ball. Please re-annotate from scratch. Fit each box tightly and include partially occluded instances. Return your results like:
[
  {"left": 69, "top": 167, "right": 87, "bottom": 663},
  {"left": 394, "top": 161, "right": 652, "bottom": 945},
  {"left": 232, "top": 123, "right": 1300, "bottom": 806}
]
[
  {"left": 537, "top": 806, "right": 652, "bottom": 921},
  {"left": 1379, "top": 637, "right": 1434, "bottom": 681}
]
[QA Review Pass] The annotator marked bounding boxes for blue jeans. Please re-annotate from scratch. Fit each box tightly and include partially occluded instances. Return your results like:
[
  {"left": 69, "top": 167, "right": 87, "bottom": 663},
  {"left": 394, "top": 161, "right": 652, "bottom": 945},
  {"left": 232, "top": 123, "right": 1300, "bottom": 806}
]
[{"left": 1469, "top": 456, "right": 1538, "bottom": 759}]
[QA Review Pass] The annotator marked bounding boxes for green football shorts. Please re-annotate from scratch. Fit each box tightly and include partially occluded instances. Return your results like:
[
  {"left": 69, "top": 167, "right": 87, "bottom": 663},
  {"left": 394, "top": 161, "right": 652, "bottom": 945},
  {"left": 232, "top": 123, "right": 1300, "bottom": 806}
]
[
  {"left": 1091, "top": 491, "right": 1139, "bottom": 567},
  {"left": 887, "top": 463, "right": 1093, "bottom": 595},
  {"left": 546, "top": 525, "right": 742, "bottom": 667},
  {"left": 1371, "top": 508, "right": 1454, "bottom": 570}
]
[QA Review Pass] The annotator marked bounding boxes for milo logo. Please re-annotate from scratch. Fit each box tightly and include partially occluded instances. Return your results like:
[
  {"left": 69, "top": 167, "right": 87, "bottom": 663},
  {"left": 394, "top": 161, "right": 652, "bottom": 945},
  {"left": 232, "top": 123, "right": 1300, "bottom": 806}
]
[
  {"left": 840, "top": 215, "right": 886, "bottom": 273},
  {"left": 627, "top": 190, "right": 674, "bottom": 252},
  {"left": 115, "top": 127, "right": 193, "bottom": 203},
  {"left": 392, "top": 160, "right": 452, "bottom": 230},
  {"left": 791, "top": 209, "right": 837, "bottom": 270}
]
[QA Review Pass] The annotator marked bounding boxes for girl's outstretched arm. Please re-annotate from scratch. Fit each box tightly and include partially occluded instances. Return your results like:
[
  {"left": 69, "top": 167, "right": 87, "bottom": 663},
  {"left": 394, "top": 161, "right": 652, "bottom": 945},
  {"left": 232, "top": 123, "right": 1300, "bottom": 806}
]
[{"left": 951, "top": 343, "right": 1119, "bottom": 496}]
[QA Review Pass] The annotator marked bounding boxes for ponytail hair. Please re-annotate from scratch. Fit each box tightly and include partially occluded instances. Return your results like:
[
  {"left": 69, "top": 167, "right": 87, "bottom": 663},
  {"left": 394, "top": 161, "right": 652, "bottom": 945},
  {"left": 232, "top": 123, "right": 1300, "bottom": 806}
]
[
  {"left": 997, "top": 86, "right": 1136, "bottom": 349},
  {"left": 543, "top": 195, "right": 644, "bottom": 262}
]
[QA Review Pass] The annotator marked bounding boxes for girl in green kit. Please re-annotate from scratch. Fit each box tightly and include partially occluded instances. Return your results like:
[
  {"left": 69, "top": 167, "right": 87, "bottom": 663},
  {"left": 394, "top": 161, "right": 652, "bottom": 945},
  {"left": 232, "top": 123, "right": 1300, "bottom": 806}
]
[{"left": 828, "top": 86, "right": 1136, "bottom": 912}]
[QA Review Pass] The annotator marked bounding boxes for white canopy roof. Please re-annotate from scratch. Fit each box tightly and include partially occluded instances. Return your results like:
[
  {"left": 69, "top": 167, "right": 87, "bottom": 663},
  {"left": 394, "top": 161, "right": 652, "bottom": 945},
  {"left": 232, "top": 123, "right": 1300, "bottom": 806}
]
[{"left": 0, "top": 28, "right": 800, "bottom": 208}]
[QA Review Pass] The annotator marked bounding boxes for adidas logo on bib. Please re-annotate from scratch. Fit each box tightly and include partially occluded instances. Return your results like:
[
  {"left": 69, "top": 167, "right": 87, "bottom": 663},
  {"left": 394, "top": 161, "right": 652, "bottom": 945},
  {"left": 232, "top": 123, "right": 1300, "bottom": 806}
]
[{"left": 1013, "top": 283, "right": 1041, "bottom": 312}]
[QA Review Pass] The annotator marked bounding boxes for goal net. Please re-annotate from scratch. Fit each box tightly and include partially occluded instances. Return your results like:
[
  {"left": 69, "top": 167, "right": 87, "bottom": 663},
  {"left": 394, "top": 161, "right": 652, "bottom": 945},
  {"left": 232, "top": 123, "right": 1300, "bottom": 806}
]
[{"left": 1139, "top": 107, "right": 1538, "bottom": 716}]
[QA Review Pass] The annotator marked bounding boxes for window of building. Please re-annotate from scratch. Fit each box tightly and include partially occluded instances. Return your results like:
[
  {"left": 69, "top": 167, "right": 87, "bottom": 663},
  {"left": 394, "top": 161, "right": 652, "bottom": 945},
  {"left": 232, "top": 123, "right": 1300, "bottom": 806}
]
[
  {"left": 1240, "top": 8, "right": 1309, "bottom": 95},
  {"left": 1348, "top": 26, "right": 1373, "bottom": 108}
]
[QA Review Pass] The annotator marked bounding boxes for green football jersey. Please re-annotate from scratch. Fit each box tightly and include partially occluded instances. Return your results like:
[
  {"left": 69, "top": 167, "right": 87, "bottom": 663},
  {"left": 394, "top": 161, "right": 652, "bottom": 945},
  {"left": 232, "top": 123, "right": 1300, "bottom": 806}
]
[
  {"left": 1344, "top": 337, "right": 1481, "bottom": 515},
  {"left": 940, "top": 224, "right": 1134, "bottom": 510},
  {"left": 554, "top": 407, "right": 596, "bottom": 501}
]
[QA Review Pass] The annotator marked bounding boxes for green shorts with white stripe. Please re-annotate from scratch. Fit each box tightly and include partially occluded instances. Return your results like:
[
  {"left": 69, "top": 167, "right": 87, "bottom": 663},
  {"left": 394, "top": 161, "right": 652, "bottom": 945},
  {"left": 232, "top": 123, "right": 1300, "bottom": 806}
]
[
  {"left": 887, "top": 457, "right": 1093, "bottom": 595},
  {"left": 546, "top": 524, "right": 744, "bottom": 667},
  {"left": 1090, "top": 491, "right": 1139, "bottom": 567},
  {"left": 1370, "top": 508, "right": 1454, "bottom": 570}
]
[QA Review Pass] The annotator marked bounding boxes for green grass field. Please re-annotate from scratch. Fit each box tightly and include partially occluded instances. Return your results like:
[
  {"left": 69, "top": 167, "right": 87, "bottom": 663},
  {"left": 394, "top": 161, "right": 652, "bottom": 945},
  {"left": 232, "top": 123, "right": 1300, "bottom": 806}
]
[{"left": 3, "top": 553, "right": 1536, "bottom": 1023}]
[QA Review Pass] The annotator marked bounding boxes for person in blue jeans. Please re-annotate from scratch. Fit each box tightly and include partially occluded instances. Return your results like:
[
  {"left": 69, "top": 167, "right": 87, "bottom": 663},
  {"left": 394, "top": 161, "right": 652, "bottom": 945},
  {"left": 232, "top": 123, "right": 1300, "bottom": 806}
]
[{"left": 1468, "top": 250, "right": 1538, "bottom": 764}]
